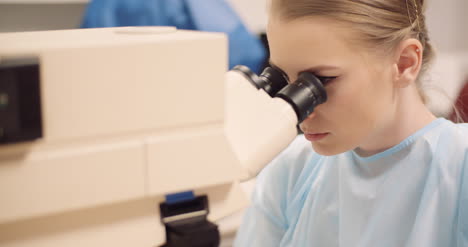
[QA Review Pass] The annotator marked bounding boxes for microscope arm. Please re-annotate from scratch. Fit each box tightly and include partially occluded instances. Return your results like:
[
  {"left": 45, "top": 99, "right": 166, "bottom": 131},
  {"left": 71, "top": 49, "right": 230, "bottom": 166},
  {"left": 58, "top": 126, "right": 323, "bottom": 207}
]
[{"left": 224, "top": 70, "right": 299, "bottom": 181}]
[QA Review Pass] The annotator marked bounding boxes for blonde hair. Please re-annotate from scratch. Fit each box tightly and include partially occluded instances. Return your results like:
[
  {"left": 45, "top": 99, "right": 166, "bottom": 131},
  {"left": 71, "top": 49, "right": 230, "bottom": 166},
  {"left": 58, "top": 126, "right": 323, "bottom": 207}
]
[{"left": 271, "top": 0, "right": 435, "bottom": 103}]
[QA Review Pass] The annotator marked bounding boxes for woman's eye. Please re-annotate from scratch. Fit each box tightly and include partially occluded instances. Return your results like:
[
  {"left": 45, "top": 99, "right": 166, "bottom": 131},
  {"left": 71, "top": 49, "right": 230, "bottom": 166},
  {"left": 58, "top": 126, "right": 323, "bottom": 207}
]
[{"left": 316, "top": 76, "right": 337, "bottom": 85}]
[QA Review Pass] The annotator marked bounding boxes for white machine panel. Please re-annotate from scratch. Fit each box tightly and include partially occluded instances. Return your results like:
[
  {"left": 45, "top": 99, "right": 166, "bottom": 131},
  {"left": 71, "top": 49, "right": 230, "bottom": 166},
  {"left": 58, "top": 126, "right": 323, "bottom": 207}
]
[
  {"left": 0, "top": 27, "right": 248, "bottom": 247},
  {"left": 0, "top": 27, "right": 226, "bottom": 142}
]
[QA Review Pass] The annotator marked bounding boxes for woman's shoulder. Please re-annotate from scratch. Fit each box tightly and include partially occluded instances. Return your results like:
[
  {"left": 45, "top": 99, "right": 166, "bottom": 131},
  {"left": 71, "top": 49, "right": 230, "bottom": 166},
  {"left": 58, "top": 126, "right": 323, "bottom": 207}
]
[
  {"left": 424, "top": 119, "right": 468, "bottom": 156},
  {"left": 444, "top": 122, "right": 468, "bottom": 236},
  {"left": 440, "top": 119, "right": 468, "bottom": 139},
  {"left": 421, "top": 119, "right": 468, "bottom": 197}
]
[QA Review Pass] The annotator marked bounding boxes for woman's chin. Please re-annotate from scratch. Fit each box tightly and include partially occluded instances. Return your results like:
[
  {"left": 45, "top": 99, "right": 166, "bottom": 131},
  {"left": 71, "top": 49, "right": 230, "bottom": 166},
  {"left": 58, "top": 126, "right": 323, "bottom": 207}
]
[{"left": 311, "top": 142, "right": 350, "bottom": 156}]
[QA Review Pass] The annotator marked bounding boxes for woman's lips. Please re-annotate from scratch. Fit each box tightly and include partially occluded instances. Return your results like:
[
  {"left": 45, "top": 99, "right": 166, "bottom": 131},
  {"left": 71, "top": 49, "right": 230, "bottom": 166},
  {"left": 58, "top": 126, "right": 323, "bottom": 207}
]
[{"left": 304, "top": 133, "right": 329, "bottom": 142}]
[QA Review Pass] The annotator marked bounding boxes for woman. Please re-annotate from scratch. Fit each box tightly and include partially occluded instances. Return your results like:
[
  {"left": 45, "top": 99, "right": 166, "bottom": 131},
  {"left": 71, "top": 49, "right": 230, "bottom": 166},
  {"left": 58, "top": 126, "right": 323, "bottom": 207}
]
[{"left": 234, "top": 0, "right": 468, "bottom": 246}]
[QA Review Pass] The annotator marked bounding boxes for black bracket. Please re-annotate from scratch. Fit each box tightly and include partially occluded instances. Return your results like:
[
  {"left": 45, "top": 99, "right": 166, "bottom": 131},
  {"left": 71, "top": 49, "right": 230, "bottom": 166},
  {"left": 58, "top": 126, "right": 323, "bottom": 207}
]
[
  {"left": 0, "top": 58, "right": 42, "bottom": 145},
  {"left": 159, "top": 193, "right": 220, "bottom": 247}
]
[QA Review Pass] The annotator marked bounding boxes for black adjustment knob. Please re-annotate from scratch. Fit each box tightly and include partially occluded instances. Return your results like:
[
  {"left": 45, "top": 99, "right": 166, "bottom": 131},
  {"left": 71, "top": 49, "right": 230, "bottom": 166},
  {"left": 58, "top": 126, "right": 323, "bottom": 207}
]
[{"left": 232, "top": 65, "right": 288, "bottom": 97}]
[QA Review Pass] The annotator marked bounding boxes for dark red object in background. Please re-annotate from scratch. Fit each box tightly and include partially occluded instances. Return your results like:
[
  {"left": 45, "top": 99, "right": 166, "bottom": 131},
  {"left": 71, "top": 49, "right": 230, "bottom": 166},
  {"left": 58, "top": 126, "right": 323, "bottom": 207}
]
[{"left": 450, "top": 78, "right": 468, "bottom": 123}]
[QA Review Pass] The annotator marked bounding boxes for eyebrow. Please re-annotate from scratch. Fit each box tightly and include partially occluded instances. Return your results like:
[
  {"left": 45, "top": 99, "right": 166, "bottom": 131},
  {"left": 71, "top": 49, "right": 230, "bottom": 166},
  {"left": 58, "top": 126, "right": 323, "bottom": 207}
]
[
  {"left": 269, "top": 59, "right": 339, "bottom": 74},
  {"left": 298, "top": 65, "right": 340, "bottom": 74}
]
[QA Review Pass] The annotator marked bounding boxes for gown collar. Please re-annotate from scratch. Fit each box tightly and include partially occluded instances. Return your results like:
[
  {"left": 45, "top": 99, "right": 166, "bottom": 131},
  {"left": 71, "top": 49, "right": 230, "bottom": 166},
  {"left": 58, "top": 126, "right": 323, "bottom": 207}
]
[{"left": 351, "top": 118, "right": 446, "bottom": 163}]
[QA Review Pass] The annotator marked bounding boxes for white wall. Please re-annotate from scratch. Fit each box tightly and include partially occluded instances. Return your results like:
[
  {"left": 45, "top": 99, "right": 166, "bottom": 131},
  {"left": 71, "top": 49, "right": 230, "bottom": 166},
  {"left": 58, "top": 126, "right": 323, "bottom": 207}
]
[
  {"left": 227, "top": 0, "right": 268, "bottom": 34},
  {"left": 0, "top": 3, "right": 86, "bottom": 32},
  {"left": 426, "top": 0, "right": 465, "bottom": 52}
]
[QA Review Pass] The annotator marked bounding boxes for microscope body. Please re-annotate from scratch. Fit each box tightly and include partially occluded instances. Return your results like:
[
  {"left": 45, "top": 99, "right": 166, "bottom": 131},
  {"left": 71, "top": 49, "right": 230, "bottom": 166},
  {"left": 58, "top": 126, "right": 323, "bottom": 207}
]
[
  {"left": 0, "top": 27, "right": 249, "bottom": 247},
  {"left": 0, "top": 27, "right": 324, "bottom": 246}
]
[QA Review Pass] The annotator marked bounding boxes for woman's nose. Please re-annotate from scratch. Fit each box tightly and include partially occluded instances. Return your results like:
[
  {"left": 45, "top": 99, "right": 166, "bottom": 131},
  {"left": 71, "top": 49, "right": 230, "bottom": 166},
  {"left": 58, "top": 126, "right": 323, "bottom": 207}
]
[{"left": 305, "top": 111, "right": 317, "bottom": 120}]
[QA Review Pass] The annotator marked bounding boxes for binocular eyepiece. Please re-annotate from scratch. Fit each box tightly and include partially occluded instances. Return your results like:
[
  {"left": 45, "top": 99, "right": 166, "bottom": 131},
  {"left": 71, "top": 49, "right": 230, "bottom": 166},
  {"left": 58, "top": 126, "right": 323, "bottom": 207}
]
[{"left": 232, "top": 65, "right": 328, "bottom": 123}]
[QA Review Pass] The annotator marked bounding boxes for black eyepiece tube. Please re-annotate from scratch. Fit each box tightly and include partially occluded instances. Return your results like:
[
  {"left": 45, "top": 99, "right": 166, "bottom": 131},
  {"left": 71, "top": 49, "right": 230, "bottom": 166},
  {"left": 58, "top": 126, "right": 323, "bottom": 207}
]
[
  {"left": 275, "top": 72, "right": 327, "bottom": 123},
  {"left": 257, "top": 67, "right": 289, "bottom": 96},
  {"left": 232, "top": 65, "right": 288, "bottom": 97}
]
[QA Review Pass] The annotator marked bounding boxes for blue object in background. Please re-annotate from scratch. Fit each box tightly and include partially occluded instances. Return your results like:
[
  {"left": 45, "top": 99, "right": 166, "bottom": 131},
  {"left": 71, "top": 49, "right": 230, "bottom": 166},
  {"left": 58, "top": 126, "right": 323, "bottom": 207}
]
[{"left": 81, "top": 0, "right": 266, "bottom": 73}]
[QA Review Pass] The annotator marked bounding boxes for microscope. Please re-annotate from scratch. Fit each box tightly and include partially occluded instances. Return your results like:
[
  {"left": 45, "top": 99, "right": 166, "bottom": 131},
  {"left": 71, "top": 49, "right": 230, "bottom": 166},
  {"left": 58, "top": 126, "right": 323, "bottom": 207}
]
[{"left": 0, "top": 27, "right": 326, "bottom": 247}]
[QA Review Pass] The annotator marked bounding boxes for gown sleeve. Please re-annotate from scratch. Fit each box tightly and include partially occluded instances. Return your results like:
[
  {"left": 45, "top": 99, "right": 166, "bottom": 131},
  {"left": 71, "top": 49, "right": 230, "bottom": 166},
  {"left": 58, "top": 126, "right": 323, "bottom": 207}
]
[
  {"left": 233, "top": 153, "right": 290, "bottom": 246},
  {"left": 457, "top": 151, "right": 468, "bottom": 246},
  {"left": 234, "top": 136, "right": 313, "bottom": 246}
]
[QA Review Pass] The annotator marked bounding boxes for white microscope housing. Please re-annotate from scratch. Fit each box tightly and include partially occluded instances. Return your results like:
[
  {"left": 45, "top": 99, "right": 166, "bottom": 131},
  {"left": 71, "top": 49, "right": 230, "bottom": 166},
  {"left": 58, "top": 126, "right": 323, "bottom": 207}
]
[{"left": 0, "top": 27, "right": 324, "bottom": 246}]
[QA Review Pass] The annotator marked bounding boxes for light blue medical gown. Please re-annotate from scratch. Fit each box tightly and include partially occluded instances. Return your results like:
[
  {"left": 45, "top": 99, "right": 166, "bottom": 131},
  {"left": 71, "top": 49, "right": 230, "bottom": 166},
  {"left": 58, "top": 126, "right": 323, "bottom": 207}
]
[{"left": 234, "top": 118, "right": 468, "bottom": 246}]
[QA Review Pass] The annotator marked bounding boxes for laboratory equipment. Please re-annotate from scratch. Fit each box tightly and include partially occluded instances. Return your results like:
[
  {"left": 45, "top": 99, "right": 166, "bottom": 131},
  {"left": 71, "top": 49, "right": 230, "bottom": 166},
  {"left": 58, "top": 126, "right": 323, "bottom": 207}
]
[{"left": 0, "top": 26, "right": 326, "bottom": 247}]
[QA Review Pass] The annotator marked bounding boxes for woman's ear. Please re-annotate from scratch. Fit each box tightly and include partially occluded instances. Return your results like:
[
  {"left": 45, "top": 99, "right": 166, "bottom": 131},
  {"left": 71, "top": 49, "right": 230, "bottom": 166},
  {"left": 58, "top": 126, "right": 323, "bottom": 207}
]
[{"left": 393, "top": 38, "right": 423, "bottom": 88}]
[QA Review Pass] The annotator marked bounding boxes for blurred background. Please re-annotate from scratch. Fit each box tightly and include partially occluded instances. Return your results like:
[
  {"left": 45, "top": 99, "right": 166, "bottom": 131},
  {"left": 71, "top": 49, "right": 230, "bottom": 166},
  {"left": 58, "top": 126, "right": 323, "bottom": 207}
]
[{"left": 0, "top": 0, "right": 466, "bottom": 121}]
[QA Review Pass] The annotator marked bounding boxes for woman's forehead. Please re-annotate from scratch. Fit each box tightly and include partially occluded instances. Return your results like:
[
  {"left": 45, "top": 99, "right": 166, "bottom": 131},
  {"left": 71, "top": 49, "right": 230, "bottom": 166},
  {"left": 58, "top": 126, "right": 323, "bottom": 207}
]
[{"left": 267, "top": 18, "right": 358, "bottom": 70}]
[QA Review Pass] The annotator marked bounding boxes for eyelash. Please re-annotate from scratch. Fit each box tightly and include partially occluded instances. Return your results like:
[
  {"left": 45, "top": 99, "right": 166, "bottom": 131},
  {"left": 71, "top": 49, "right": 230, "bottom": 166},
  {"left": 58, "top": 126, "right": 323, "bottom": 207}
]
[
  {"left": 316, "top": 76, "right": 337, "bottom": 85},
  {"left": 269, "top": 64, "right": 337, "bottom": 85}
]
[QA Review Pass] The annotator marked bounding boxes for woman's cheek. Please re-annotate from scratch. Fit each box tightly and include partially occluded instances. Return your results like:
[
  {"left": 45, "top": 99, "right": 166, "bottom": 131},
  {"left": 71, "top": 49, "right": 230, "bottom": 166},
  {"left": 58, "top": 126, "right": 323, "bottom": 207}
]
[{"left": 324, "top": 84, "right": 347, "bottom": 108}]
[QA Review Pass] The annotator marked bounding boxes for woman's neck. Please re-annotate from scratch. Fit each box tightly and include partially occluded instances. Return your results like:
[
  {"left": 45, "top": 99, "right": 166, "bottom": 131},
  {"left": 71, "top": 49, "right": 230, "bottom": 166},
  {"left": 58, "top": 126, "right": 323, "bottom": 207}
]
[{"left": 355, "top": 85, "right": 436, "bottom": 157}]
